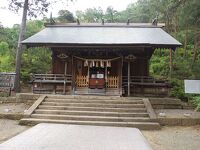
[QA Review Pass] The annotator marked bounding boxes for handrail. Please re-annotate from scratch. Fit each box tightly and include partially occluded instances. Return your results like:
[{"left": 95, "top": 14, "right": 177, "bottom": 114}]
[
  {"left": 31, "top": 74, "right": 72, "bottom": 82},
  {"left": 122, "top": 76, "right": 169, "bottom": 84}
]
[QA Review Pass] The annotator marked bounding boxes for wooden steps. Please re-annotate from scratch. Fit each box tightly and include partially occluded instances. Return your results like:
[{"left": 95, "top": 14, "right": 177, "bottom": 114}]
[{"left": 20, "top": 95, "right": 160, "bottom": 130}]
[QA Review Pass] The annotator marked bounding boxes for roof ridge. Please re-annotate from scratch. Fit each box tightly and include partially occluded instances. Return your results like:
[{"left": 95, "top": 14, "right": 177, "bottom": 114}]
[{"left": 44, "top": 23, "right": 165, "bottom": 28}]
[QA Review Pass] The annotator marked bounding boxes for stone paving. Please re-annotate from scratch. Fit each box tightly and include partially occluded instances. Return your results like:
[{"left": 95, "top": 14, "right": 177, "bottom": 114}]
[{"left": 0, "top": 123, "right": 152, "bottom": 150}]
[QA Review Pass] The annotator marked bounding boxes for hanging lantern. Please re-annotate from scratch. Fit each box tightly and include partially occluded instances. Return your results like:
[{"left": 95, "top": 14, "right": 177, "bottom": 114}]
[
  {"left": 100, "top": 61, "right": 104, "bottom": 68},
  {"left": 84, "top": 60, "right": 88, "bottom": 67}
]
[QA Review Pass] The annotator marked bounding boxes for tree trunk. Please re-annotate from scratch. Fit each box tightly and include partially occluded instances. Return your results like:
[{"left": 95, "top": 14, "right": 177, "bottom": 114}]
[{"left": 14, "top": 0, "right": 29, "bottom": 92}]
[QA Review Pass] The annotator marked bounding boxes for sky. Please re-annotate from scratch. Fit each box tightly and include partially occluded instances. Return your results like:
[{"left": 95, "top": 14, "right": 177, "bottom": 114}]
[{"left": 0, "top": 0, "right": 138, "bottom": 27}]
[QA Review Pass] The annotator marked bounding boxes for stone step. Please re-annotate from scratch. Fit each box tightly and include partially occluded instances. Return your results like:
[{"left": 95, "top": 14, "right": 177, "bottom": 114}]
[
  {"left": 41, "top": 102, "right": 145, "bottom": 108},
  {"left": 38, "top": 105, "right": 147, "bottom": 112},
  {"left": 47, "top": 95, "right": 123, "bottom": 100},
  {"left": 45, "top": 98, "right": 144, "bottom": 104},
  {"left": 35, "top": 109, "right": 149, "bottom": 117},
  {"left": 31, "top": 114, "right": 151, "bottom": 122},
  {"left": 46, "top": 96, "right": 143, "bottom": 101},
  {"left": 20, "top": 118, "right": 161, "bottom": 130}
]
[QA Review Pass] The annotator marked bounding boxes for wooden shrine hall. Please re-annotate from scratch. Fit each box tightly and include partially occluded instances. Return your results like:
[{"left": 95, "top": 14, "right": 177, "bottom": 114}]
[{"left": 22, "top": 23, "right": 181, "bottom": 96}]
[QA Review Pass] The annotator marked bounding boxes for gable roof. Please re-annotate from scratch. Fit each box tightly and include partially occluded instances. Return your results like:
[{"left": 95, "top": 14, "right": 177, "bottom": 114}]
[{"left": 22, "top": 23, "right": 182, "bottom": 48}]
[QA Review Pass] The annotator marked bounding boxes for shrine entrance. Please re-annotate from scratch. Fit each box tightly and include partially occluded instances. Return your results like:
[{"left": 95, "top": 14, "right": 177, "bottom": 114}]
[{"left": 74, "top": 56, "right": 122, "bottom": 96}]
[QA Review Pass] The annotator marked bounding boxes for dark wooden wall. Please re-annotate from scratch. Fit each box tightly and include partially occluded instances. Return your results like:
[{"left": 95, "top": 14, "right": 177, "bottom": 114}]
[
  {"left": 122, "top": 58, "right": 149, "bottom": 76},
  {"left": 52, "top": 50, "right": 72, "bottom": 74},
  {"left": 51, "top": 47, "right": 154, "bottom": 76}
]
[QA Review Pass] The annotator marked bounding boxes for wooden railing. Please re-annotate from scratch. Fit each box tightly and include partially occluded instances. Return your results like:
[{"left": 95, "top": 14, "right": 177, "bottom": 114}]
[
  {"left": 107, "top": 76, "right": 119, "bottom": 88},
  {"left": 76, "top": 76, "right": 119, "bottom": 88},
  {"left": 122, "top": 76, "right": 170, "bottom": 87},
  {"left": 122, "top": 76, "right": 171, "bottom": 96},
  {"left": 32, "top": 74, "right": 72, "bottom": 83},
  {"left": 31, "top": 74, "right": 72, "bottom": 94},
  {"left": 76, "top": 76, "right": 88, "bottom": 87}
]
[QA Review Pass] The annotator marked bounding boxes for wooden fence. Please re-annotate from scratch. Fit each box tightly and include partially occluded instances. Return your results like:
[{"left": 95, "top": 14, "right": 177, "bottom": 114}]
[
  {"left": 76, "top": 76, "right": 88, "bottom": 87},
  {"left": 76, "top": 76, "right": 119, "bottom": 88},
  {"left": 107, "top": 76, "right": 119, "bottom": 88}
]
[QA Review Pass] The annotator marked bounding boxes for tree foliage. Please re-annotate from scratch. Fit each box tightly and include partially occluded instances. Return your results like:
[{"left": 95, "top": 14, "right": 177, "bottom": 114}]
[
  {"left": 57, "top": 10, "right": 75, "bottom": 23},
  {"left": 8, "top": 0, "right": 50, "bottom": 18}
]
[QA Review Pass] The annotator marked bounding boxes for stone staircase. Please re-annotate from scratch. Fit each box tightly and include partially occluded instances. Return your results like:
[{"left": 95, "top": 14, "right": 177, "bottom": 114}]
[{"left": 20, "top": 95, "right": 160, "bottom": 130}]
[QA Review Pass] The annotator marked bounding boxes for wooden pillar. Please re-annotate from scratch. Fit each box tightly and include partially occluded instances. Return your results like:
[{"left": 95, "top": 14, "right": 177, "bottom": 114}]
[
  {"left": 64, "top": 61, "right": 67, "bottom": 75},
  {"left": 169, "top": 49, "right": 173, "bottom": 78},
  {"left": 119, "top": 57, "right": 123, "bottom": 96},
  {"left": 128, "top": 61, "right": 131, "bottom": 96},
  {"left": 71, "top": 56, "right": 75, "bottom": 94},
  {"left": 87, "top": 64, "right": 89, "bottom": 93},
  {"left": 105, "top": 63, "right": 107, "bottom": 93},
  {"left": 63, "top": 61, "right": 67, "bottom": 94}
]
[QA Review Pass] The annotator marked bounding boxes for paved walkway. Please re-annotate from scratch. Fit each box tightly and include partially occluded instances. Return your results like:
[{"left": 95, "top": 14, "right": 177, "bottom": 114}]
[{"left": 0, "top": 123, "right": 152, "bottom": 150}]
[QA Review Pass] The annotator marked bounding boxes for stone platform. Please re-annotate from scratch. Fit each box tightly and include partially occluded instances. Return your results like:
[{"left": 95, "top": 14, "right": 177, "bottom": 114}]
[{"left": 0, "top": 123, "right": 152, "bottom": 150}]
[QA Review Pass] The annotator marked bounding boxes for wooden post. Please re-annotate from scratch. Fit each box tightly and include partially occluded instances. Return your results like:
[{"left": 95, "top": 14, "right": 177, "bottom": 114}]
[
  {"left": 169, "top": 49, "right": 173, "bottom": 78},
  {"left": 119, "top": 57, "right": 123, "bottom": 96},
  {"left": 72, "top": 56, "right": 75, "bottom": 94},
  {"left": 63, "top": 61, "right": 67, "bottom": 94},
  {"left": 87, "top": 64, "right": 89, "bottom": 94},
  {"left": 64, "top": 62, "right": 67, "bottom": 75},
  {"left": 128, "top": 61, "right": 130, "bottom": 96},
  {"left": 105, "top": 62, "right": 107, "bottom": 93}
]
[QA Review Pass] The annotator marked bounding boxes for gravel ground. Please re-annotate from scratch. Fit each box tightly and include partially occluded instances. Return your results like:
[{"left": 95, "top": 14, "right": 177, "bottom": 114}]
[
  {"left": 0, "top": 119, "right": 30, "bottom": 144},
  {"left": 142, "top": 125, "right": 200, "bottom": 150},
  {"left": 0, "top": 103, "right": 31, "bottom": 114}
]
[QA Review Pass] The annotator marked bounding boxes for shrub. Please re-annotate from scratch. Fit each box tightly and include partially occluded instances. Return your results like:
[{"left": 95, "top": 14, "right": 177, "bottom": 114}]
[{"left": 192, "top": 96, "right": 200, "bottom": 110}]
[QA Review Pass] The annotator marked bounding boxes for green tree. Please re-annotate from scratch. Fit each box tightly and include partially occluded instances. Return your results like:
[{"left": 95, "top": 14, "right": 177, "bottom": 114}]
[
  {"left": 76, "top": 8, "right": 103, "bottom": 23},
  {"left": 57, "top": 10, "right": 75, "bottom": 23},
  {"left": 0, "top": 42, "right": 9, "bottom": 55},
  {"left": 104, "top": 6, "right": 118, "bottom": 23},
  {"left": 0, "top": 41, "right": 14, "bottom": 72},
  {"left": 8, "top": 0, "right": 50, "bottom": 92},
  {"left": 8, "top": 0, "right": 74, "bottom": 92}
]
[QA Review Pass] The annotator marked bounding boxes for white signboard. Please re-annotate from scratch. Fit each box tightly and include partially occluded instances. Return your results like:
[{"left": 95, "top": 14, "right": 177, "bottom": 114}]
[
  {"left": 184, "top": 80, "right": 200, "bottom": 94},
  {"left": 97, "top": 74, "right": 104, "bottom": 79}
]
